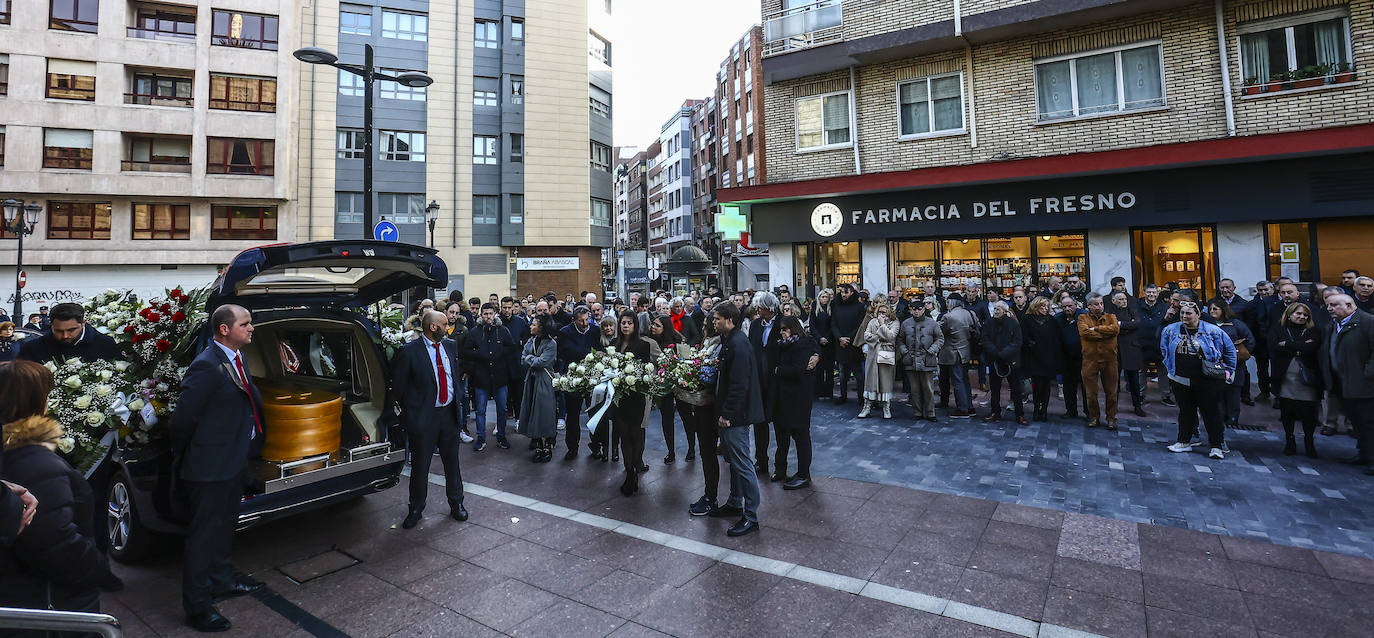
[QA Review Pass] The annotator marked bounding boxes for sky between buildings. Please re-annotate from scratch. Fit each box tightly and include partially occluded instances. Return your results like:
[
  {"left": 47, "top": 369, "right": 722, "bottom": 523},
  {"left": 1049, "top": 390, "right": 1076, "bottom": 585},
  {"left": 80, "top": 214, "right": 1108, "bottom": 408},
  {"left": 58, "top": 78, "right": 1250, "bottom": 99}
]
[{"left": 612, "top": 0, "right": 762, "bottom": 149}]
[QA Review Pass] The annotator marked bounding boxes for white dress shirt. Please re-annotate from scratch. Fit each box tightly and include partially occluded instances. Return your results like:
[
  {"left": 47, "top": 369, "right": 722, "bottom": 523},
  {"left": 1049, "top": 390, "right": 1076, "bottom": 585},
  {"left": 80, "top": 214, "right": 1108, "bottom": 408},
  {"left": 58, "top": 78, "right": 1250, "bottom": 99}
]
[{"left": 425, "top": 335, "right": 454, "bottom": 408}]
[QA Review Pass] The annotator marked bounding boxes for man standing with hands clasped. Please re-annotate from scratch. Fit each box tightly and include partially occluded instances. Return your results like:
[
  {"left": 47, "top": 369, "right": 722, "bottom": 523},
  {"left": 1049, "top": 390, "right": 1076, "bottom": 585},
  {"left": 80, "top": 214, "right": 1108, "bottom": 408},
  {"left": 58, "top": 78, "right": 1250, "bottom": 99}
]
[
  {"left": 708, "top": 302, "right": 764, "bottom": 537},
  {"left": 1079, "top": 293, "right": 1122, "bottom": 429},
  {"left": 393, "top": 310, "right": 469, "bottom": 528},
  {"left": 170, "top": 304, "right": 266, "bottom": 633},
  {"left": 1319, "top": 294, "right": 1374, "bottom": 475}
]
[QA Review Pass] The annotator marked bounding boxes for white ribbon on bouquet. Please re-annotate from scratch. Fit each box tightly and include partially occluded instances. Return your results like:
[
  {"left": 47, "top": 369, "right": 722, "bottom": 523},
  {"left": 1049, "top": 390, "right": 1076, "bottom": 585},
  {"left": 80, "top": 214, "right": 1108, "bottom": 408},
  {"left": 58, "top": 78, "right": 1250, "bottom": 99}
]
[{"left": 585, "top": 369, "right": 618, "bottom": 434}]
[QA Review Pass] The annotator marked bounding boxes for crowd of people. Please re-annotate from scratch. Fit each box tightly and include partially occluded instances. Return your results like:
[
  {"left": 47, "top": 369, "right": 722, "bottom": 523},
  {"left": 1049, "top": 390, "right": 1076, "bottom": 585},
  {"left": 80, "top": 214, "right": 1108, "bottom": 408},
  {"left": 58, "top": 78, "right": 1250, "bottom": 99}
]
[{"left": 2, "top": 268, "right": 1373, "bottom": 632}]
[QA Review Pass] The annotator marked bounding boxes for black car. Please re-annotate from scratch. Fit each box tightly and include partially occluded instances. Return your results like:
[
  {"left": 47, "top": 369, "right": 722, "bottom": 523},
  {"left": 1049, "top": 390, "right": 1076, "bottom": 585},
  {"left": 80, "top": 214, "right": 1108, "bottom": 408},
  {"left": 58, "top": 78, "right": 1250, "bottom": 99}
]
[{"left": 104, "top": 240, "right": 446, "bottom": 562}]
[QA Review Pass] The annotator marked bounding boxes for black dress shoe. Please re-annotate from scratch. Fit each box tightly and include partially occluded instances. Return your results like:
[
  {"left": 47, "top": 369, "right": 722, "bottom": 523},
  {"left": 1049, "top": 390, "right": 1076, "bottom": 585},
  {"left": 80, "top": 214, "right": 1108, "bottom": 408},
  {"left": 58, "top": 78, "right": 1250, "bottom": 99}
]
[
  {"left": 450, "top": 503, "right": 469, "bottom": 522},
  {"left": 707, "top": 504, "right": 743, "bottom": 518},
  {"left": 782, "top": 476, "right": 811, "bottom": 490},
  {"left": 401, "top": 509, "right": 422, "bottom": 529},
  {"left": 727, "top": 519, "right": 759, "bottom": 537},
  {"left": 564, "top": 449, "right": 578, "bottom": 461},
  {"left": 664, "top": 453, "right": 675, "bottom": 464},
  {"left": 685, "top": 450, "right": 696, "bottom": 462},
  {"left": 211, "top": 579, "right": 264, "bottom": 601},
  {"left": 187, "top": 608, "right": 232, "bottom": 633}
]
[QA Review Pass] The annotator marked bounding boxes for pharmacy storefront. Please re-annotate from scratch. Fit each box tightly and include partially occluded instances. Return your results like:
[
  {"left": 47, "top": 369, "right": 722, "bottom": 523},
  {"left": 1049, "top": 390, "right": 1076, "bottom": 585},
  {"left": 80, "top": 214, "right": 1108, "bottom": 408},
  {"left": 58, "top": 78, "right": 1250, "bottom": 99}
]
[{"left": 735, "top": 150, "right": 1374, "bottom": 299}]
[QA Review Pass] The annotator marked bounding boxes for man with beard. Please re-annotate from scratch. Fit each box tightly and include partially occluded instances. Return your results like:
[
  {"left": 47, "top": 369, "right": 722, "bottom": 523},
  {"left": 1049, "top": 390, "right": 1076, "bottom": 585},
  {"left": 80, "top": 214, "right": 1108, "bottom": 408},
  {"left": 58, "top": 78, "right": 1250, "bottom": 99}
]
[{"left": 16, "top": 302, "right": 118, "bottom": 364}]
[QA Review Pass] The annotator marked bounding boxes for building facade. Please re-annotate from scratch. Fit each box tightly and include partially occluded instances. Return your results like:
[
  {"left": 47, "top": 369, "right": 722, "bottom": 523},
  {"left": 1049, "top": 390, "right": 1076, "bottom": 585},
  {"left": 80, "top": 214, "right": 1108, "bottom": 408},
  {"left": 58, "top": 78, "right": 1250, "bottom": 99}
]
[
  {"left": 647, "top": 100, "right": 698, "bottom": 262},
  {"left": 0, "top": 0, "right": 299, "bottom": 304},
  {"left": 711, "top": 25, "right": 770, "bottom": 290},
  {"left": 722, "top": 0, "right": 1374, "bottom": 299},
  {"left": 296, "top": 0, "right": 612, "bottom": 298}
]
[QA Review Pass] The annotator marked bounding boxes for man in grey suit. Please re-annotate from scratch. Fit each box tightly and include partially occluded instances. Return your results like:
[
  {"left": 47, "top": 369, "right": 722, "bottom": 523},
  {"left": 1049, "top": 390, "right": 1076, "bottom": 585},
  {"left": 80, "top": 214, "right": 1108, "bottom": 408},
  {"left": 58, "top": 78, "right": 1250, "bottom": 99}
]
[
  {"left": 393, "top": 310, "right": 468, "bottom": 528},
  {"left": 939, "top": 293, "right": 979, "bottom": 418},
  {"left": 708, "top": 301, "right": 764, "bottom": 537}
]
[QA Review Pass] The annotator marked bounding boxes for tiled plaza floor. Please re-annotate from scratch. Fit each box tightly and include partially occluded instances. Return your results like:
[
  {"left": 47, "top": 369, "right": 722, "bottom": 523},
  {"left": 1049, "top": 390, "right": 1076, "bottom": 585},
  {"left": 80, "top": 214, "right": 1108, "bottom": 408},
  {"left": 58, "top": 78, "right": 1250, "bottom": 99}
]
[{"left": 98, "top": 389, "right": 1374, "bottom": 638}]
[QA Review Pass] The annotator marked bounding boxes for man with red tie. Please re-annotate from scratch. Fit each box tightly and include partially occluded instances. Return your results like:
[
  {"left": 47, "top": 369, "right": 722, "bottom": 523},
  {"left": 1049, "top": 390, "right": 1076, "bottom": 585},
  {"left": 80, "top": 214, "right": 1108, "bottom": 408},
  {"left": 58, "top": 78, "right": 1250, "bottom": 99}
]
[
  {"left": 392, "top": 310, "right": 468, "bottom": 529},
  {"left": 171, "top": 304, "right": 266, "bottom": 632}
]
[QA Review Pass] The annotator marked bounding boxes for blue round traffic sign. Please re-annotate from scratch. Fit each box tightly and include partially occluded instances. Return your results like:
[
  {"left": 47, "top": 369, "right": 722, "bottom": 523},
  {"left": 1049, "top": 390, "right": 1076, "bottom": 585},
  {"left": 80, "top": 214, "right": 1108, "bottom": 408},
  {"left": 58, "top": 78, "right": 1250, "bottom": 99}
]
[{"left": 373, "top": 219, "right": 399, "bottom": 242}]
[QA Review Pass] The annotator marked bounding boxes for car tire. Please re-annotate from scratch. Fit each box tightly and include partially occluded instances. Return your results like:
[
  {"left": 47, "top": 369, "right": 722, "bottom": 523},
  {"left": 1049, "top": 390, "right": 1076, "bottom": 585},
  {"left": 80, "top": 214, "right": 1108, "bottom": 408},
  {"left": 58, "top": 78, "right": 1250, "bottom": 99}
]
[{"left": 106, "top": 471, "right": 155, "bottom": 564}]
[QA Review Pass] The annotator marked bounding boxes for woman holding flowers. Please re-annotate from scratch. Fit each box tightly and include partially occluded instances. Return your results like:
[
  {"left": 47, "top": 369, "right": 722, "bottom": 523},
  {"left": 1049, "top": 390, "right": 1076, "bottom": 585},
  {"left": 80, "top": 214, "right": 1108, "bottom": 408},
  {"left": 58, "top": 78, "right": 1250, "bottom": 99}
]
[
  {"left": 861, "top": 300, "right": 900, "bottom": 419},
  {"left": 0, "top": 360, "right": 122, "bottom": 618},
  {"left": 685, "top": 316, "right": 723, "bottom": 516},
  {"left": 613, "top": 311, "right": 661, "bottom": 496},
  {"left": 591, "top": 316, "right": 620, "bottom": 462},
  {"left": 771, "top": 316, "right": 820, "bottom": 490},
  {"left": 649, "top": 317, "right": 696, "bottom": 465},
  {"left": 518, "top": 316, "right": 558, "bottom": 463}
]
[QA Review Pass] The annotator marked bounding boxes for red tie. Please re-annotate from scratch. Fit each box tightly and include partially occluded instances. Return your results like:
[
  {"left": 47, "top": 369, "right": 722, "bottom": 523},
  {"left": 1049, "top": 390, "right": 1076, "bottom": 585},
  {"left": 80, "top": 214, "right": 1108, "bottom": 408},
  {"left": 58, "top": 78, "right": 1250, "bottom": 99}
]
[
  {"left": 235, "top": 354, "right": 263, "bottom": 435},
  {"left": 434, "top": 342, "right": 448, "bottom": 404}
]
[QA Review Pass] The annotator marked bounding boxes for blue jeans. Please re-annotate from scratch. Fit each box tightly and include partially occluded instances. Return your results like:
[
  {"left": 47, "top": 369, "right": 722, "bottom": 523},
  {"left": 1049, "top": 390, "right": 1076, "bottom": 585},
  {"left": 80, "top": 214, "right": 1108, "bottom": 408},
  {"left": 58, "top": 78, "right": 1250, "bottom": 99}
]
[
  {"left": 719, "top": 424, "right": 760, "bottom": 523},
  {"left": 941, "top": 362, "right": 972, "bottom": 411},
  {"left": 473, "top": 386, "right": 509, "bottom": 443}
]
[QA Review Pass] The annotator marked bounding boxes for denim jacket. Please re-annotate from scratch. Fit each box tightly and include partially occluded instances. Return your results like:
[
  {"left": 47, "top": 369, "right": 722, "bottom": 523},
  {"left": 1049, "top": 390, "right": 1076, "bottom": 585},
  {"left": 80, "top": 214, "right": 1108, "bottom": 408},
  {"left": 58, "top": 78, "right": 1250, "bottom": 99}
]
[{"left": 1160, "top": 320, "right": 1237, "bottom": 383}]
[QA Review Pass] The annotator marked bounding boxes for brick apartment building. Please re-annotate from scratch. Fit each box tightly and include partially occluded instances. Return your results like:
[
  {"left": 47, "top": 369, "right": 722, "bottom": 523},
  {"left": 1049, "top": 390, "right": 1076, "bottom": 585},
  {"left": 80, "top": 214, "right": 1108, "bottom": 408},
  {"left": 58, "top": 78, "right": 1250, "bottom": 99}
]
[{"left": 720, "top": 0, "right": 1374, "bottom": 299}]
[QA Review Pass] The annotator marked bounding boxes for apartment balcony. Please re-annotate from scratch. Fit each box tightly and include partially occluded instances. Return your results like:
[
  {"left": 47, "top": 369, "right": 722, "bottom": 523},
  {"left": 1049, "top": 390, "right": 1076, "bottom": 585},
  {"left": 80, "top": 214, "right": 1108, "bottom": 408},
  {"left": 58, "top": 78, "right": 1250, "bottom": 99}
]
[{"left": 763, "top": 0, "right": 843, "bottom": 58}]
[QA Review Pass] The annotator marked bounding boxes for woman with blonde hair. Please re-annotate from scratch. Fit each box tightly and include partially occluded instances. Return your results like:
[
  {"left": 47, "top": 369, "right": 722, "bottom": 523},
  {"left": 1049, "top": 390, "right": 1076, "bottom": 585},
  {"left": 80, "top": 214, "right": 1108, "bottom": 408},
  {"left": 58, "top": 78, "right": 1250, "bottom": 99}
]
[{"left": 861, "top": 299, "right": 900, "bottom": 418}]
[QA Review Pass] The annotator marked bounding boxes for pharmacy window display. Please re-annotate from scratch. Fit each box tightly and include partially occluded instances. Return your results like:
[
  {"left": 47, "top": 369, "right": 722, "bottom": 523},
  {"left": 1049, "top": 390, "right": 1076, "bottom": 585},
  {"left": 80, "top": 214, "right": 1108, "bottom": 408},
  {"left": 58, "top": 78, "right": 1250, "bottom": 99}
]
[{"left": 888, "top": 234, "right": 1086, "bottom": 297}]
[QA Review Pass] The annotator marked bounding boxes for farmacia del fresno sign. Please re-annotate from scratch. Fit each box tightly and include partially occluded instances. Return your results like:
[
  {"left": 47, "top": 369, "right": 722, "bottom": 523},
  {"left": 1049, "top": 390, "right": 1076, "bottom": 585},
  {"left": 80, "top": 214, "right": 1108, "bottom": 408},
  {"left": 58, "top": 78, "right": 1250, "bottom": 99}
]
[{"left": 809, "top": 191, "right": 1138, "bottom": 237}]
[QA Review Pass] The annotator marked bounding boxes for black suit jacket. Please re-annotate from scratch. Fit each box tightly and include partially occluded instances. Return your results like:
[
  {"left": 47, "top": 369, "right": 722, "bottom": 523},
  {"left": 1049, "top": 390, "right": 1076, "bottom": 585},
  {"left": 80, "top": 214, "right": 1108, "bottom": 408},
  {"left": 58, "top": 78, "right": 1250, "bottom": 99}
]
[
  {"left": 171, "top": 345, "right": 264, "bottom": 483},
  {"left": 748, "top": 316, "right": 782, "bottom": 419},
  {"left": 16, "top": 326, "right": 119, "bottom": 364},
  {"left": 393, "top": 337, "right": 462, "bottom": 433},
  {"left": 717, "top": 328, "right": 764, "bottom": 427}
]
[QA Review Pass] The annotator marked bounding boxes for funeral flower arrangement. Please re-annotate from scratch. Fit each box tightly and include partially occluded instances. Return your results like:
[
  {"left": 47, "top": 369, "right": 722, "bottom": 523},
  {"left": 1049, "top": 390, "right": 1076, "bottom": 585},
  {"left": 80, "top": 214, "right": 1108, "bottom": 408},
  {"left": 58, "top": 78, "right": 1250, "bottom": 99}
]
[
  {"left": 122, "top": 287, "right": 206, "bottom": 366},
  {"left": 84, "top": 289, "right": 143, "bottom": 336},
  {"left": 657, "top": 345, "right": 720, "bottom": 406},
  {"left": 554, "top": 347, "right": 669, "bottom": 403},
  {"left": 44, "top": 358, "right": 138, "bottom": 470}
]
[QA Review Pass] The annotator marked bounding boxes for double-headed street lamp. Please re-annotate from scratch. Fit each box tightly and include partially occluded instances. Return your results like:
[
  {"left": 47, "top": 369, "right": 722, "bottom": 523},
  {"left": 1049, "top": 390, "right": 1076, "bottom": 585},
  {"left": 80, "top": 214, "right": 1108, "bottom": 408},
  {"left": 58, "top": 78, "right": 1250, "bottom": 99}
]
[
  {"left": 293, "top": 45, "right": 434, "bottom": 239},
  {"left": 2, "top": 198, "right": 42, "bottom": 321}
]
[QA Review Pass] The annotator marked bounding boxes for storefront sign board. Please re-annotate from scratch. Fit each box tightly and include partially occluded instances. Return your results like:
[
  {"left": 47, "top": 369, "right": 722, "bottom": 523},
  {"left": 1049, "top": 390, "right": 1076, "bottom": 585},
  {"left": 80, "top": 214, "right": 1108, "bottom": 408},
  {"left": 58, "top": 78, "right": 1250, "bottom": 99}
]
[{"left": 516, "top": 257, "right": 580, "bottom": 271}]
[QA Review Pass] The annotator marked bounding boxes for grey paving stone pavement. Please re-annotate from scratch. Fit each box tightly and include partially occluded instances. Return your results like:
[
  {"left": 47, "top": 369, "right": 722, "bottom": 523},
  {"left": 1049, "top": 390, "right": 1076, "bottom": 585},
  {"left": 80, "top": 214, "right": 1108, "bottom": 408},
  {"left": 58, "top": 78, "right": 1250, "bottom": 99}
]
[{"left": 97, "top": 386, "right": 1374, "bottom": 638}]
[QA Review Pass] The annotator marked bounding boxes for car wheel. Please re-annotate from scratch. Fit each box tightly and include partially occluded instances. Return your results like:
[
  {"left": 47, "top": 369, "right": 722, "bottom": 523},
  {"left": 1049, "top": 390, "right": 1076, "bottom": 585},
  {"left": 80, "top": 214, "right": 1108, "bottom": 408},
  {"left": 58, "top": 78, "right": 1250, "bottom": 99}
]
[{"left": 106, "top": 471, "right": 154, "bottom": 563}]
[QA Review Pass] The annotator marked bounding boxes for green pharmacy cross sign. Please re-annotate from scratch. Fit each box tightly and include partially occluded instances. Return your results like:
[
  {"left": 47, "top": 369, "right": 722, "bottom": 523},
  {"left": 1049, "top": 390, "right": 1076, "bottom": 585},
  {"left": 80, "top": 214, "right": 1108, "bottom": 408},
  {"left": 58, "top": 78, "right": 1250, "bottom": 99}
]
[{"left": 716, "top": 204, "right": 749, "bottom": 240}]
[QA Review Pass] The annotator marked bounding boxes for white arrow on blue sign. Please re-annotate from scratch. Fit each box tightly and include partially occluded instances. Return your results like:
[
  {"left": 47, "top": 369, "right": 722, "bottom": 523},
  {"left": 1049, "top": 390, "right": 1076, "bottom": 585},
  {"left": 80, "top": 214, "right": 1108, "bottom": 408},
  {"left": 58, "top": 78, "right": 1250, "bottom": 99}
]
[{"left": 373, "top": 219, "right": 399, "bottom": 242}]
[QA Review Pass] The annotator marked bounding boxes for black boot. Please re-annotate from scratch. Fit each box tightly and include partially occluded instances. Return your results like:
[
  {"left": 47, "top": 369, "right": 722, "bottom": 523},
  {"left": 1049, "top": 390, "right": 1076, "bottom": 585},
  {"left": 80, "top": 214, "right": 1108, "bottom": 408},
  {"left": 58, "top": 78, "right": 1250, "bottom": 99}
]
[
  {"left": 1283, "top": 435, "right": 1297, "bottom": 456},
  {"left": 1305, "top": 436, "right": 1319, "bottom": 459}
]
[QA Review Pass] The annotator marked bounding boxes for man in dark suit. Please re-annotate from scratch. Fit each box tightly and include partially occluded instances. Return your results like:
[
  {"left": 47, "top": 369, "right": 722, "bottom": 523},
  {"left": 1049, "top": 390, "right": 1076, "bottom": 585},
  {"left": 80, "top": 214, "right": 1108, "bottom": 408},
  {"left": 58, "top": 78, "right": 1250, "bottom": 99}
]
[
  {"left": 747, "top": 292, "right": 781, "bottom": 479},
  {"left": 1319, "top": 294, "right": 1374, "bottom": 475},
  {"left": 16, "top": 302, "right": 119, "bottom": 364},
  {"left": 708, "top": 301, "right": 764, "bottom": 537},
  {"left": 170, "top": 304, "right": 266, "bottom": 632},
  {"left": 393, "top": 310, "right": 468, "bottom": 527}
]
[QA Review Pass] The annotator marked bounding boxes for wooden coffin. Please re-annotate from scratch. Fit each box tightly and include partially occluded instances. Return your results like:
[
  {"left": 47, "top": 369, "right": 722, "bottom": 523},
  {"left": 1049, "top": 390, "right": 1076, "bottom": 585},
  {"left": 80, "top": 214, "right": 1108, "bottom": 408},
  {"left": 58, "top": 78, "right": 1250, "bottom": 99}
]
[{"left": 258, "top": 385, "right": 343, "bottom": 462}]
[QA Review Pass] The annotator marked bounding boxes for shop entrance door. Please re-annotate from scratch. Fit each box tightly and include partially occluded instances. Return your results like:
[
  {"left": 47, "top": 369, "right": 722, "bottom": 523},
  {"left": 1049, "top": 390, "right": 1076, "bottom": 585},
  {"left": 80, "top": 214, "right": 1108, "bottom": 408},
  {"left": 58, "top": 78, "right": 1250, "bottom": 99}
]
[
  {"left": 794, "top": 241, "right": 862, "bottom": 298},
  {"left": 1132, "top": 227, "right": 1217, "bottom": 295}
]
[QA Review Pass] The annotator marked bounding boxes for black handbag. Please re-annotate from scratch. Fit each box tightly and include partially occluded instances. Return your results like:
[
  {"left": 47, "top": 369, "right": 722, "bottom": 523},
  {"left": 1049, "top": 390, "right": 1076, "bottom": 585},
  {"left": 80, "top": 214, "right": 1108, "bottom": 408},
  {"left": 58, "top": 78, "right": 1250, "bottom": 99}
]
[{"left": 1200, "top": 359, "right": 1229, "bottom": 381}]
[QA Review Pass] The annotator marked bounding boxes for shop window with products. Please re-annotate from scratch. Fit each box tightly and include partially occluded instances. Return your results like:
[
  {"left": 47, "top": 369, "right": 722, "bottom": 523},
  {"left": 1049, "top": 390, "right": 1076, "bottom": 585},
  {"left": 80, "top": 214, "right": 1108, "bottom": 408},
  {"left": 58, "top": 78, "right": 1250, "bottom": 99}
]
[
  {"left": 1265, "top": 222, "right": 1317, "bottom": 283},
  {"left": 887, "top": 234, "right": 1085, "bottom": 297},
  {"left": 1133, "top": 227, "right": 1216, "bottom": 294}
]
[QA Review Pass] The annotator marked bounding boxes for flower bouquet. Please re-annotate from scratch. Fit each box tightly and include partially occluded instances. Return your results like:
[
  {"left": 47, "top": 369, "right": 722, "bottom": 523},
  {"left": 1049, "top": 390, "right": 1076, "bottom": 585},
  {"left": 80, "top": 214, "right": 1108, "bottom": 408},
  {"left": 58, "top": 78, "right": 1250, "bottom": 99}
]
[
  {"left": 658, "top": 345, "right": 720, "bottom": 406},
  {"left": 123, "top": 287, "right": 206, "bottom": 366},
  {"left": 554, "top": 347, "right": 669, "bottom": 403},
  {"left": 83, "top": 289, "right": 142, "bottom": 337},
  {"left": 44, "top": 358, "right": 138, "bottom": 471}
]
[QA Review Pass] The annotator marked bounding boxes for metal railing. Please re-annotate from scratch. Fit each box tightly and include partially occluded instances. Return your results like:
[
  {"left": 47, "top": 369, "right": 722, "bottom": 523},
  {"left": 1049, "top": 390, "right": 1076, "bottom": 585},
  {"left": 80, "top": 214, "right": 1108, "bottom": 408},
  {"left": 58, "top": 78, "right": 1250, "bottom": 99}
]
[
  {"left": 126, "top": 26, "right": 195, "bottom": 42},
  {"left": 125, "top": 92, "right": 194, "bottom": 107},
  {"left": 0, "top": 607, "right": 122, "bottom": 637},
  {"left": 763, "top": 0, "right": 843, "bottom": 57},
  {"left": 121, "top": 158, "right": 192, "bottom": 173}
]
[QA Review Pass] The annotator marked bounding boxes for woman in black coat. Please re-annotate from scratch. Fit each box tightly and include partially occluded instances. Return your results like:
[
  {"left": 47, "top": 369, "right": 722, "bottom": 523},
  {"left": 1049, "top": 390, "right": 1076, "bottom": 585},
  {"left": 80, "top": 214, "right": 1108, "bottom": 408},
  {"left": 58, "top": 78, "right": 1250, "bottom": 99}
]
[
  {"left": 770, "top": 316, "right": 820, "bottom": 490},
  {"left": 980, "top": 302, "right": 1026, "bottom": 424},
  {"left": 612, "top": 311, "right": 659, "bottom": 496},
  {"left": 1021, "top": 296, "right": 1064, "bottom": 422},
  {"left": 1269, "top": 302, "right": 1323, "bottom": 457},
  {"left": 0, "top": 361, "right": 121, "bottom": 622},
  {"left": 648, "top": 316, "right": 695, "bottom": 465},
  {"left": 811, "top": 290, "right": 836, "bottom": 400},
  {"left": 1111, "top": 292, "right": 1147, "bottom": 416}
]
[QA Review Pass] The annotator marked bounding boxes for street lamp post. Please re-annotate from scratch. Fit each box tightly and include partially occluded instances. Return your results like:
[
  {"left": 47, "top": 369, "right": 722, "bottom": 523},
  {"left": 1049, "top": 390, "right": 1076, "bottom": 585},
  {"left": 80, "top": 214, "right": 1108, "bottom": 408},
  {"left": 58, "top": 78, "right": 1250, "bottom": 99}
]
[
  {"left": 425, "top": 200, "right": 440, "bottom": 247},
  {"left": 3, "top": 198, "right": 42, "bottom": 321},
  {"left": 293, "top": 45, "right": 433, "bottom": 239}
]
